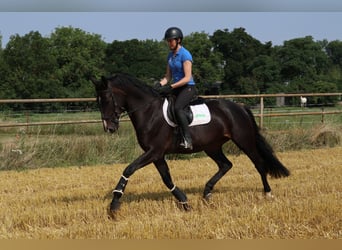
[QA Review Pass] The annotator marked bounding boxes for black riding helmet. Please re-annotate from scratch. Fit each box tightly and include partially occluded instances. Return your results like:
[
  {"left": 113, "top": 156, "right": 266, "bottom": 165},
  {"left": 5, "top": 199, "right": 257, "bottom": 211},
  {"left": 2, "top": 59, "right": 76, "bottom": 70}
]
[{"left": 164, "top": 27, "right": 183, "bottom": 42}]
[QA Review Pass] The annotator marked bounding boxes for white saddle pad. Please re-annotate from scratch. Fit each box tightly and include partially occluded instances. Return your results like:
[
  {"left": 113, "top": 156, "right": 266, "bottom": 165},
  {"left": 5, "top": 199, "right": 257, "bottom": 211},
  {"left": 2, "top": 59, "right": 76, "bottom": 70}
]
[{"left": 162, "top": 99, "right": 211, "bottom": 127}]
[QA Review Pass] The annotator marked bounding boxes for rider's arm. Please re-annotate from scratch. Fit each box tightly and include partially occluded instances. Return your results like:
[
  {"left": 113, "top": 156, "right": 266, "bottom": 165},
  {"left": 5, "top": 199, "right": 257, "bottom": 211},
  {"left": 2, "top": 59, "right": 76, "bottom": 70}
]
[{"left": 160, "top": 65, "right": 172, "bottom": 86}]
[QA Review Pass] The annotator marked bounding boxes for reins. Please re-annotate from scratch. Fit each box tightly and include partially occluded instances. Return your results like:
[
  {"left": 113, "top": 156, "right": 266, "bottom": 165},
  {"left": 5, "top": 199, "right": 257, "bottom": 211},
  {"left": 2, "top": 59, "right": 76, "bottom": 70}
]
[
  {"left": 123, "top": 98, "right": 160, "bottom": 118},
  {"left": 97, "top": 88, "right": 160, "bottom": 121}
]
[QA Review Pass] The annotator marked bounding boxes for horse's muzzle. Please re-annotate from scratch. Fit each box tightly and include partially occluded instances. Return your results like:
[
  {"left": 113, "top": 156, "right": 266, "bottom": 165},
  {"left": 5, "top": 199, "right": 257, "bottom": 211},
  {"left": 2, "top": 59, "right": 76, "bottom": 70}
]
[{"left": 103, "top": 119, "right": 119, "bottom": 133}]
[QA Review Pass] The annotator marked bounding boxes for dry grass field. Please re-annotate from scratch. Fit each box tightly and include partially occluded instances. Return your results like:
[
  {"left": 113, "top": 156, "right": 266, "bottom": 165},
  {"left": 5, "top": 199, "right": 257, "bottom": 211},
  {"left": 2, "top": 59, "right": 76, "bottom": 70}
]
[{"left": 0, "top": 147, "right": 341, "bottom": 239}]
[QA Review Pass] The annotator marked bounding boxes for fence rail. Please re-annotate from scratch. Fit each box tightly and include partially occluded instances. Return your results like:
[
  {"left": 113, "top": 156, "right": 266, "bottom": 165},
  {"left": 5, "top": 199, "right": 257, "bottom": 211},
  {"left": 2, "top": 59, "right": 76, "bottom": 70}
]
[
  {"left": 0, "top": 98, "right": 96, "bottom": 104},
  {"left": 1, "top": 93, "right": 341, "bottom": 128}
]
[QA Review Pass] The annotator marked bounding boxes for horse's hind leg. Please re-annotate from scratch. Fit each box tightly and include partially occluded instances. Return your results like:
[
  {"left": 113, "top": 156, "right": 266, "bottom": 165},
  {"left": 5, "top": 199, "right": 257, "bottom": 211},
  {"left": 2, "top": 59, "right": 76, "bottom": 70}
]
[
  {"left": 203, "top": 149, "right": 233, "bottom": 201},
  {"left": 247, "top": 154, "right": 273, "bottom": 198},
  {"left": 233, "top": 138, "right": 272, "bottom": 195}
]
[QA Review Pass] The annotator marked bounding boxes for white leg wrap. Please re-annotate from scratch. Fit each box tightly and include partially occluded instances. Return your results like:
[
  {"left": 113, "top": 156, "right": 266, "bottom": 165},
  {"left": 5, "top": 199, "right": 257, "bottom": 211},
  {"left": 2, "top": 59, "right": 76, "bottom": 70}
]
[
  {"left": 170, "top": 185, "right": 176, "bottom": 192},
  {"left": 113, "top": 189, "right": 124, "bottom": 194},
  {"left": 121, "top": 175, "right": 129, "bottom": 181}
]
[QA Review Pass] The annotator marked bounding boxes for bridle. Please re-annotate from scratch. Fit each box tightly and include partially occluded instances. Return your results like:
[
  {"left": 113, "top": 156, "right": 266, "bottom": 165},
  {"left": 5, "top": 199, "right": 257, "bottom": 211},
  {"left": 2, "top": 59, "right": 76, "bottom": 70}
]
[
  {"left": 96, "top": 89, "right": 124, "bottom": 128},
  {"left": 96, "top": 87, "right": 161, "bottom": 127}
]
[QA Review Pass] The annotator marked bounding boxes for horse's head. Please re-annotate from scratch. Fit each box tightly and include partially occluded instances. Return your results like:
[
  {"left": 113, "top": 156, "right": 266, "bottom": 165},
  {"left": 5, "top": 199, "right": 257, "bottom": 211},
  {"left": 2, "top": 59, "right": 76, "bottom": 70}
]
[{"left": 91, "top": 76, "right": 124, "bottom": 133}]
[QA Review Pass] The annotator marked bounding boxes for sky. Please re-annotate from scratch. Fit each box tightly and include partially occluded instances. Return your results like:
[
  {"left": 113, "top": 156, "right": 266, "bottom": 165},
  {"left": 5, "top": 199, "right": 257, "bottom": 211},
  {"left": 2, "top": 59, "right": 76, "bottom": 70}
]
[
  {"left": 0, "top": 1, "right": 342, "bottom": 48},
  {"left": 1, "top": 12, "right": 342, "bottom": 48}
]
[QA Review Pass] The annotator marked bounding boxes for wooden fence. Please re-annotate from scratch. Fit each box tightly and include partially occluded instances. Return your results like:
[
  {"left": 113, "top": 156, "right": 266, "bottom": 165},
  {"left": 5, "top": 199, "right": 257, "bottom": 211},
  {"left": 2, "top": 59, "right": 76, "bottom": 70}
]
[
  {"left": 204, "top": 92, "right": 342, "bottom": 127},
  {"left": 0, "top": 93, "right": 341, "bottom": 128}
]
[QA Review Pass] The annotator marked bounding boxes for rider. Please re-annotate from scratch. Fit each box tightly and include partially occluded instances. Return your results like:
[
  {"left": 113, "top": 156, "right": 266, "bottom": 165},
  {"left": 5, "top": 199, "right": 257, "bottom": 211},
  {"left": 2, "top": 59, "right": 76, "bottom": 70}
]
[{"left": 157, "top": 27, "right": 196, "bottom": 150}]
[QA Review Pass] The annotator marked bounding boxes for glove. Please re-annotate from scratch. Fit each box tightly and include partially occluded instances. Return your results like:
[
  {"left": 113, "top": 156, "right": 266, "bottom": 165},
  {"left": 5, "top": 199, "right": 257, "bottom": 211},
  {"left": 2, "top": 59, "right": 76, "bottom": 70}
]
[
  {"left": 156, "top": 84, "right": 173, "bottom": 95},
  {"left": 154, "top": 82, "right": 162, "bottom": 88}
]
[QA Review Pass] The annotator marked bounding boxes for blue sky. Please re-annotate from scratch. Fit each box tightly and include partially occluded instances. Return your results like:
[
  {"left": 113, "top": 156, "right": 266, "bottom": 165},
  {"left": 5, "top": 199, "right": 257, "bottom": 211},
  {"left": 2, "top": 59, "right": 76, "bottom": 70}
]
[
  {"left": 1, "top": 1, "right": 342, "bottom": 47},
  {"left": 1, "top": 12, "right": 342, "bottom": 48}
]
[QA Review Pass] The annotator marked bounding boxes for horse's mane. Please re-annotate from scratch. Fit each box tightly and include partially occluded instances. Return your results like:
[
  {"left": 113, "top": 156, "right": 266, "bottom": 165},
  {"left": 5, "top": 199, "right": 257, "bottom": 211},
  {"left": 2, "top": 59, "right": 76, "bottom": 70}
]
[{"left": 108, "top": 73, "right": 160, "bottom": 97}]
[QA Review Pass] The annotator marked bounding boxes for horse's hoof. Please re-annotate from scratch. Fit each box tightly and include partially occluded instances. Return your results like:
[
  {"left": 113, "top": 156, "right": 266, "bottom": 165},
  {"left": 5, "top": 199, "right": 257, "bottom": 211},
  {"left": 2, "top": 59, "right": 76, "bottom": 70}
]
[
  {"left": 265, "top": 192, "right": 274, "bottom": 200},
  {"left": 203, "top": 192, "right": 212, "bottom": 202},
  {"left": 107, "top": 201, "right": 121, "bottom": 219},
  {"left": 182, "top": 203, "right": 191, "bottom": 211},
  {"left": 107, "top": 209, "right": 117, "bottom": 220},
  {"left": 177, "top": 202, "right": 191, "bottom": 211},
  {"left": 202, "top": 193, "right": 214, "bottom": 206}
]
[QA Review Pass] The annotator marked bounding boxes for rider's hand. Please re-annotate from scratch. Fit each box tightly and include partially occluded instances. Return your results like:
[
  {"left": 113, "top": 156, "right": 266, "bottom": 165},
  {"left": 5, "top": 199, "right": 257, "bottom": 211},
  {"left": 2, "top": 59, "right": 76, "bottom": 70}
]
[{"left": 156, "top": 84, "right": 173, "bottom": 95}]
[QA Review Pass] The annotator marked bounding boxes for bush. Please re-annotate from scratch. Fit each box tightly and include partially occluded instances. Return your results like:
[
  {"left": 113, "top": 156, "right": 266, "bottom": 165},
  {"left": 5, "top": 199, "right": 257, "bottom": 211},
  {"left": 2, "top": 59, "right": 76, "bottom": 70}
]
[{"left": 310, "top": 124, "right": 341, "bottom": 147}]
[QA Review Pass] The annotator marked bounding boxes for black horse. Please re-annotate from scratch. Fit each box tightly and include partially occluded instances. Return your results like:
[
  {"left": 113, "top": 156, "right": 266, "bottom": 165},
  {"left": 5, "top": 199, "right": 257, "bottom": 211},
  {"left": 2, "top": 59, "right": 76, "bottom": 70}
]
[{"left": 91, "top": 73, "right": 290, "bottom": 217}]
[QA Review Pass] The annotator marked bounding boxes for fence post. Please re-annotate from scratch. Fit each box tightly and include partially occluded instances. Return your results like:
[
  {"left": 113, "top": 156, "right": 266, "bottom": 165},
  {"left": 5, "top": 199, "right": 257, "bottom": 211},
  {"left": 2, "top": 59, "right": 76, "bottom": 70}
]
[
  {"left": 259, "top": 96, "right": 264, "bottom": 128},
  {"left": 321, "top": 107, "right": 324, "bottom": 123}
]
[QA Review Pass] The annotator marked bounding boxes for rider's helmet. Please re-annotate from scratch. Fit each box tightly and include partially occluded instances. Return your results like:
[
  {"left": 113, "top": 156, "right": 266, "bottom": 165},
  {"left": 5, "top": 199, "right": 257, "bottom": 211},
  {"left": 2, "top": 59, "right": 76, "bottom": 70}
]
[{"left": 164, "top": 27, "right": 183, "bottom": 42}]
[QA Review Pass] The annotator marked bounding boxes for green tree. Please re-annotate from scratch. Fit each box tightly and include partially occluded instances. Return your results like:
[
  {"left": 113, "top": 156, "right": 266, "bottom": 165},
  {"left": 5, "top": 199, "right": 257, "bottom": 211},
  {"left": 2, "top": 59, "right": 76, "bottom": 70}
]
[
  {"left": 311, "top": 81, "right": 339, "bottom": 105},
  {"left": 326, "top": 40, "right": 342, "bottom": 67},
  {"left": 105, "top": 39, "right": 166, "bottom": 83},
  {"left": 248, "top": 54, "right": 282, "bottom": 94},
  {"left": 275, "top": 36, "right": 330, "bottom": 92},
  {"left": 325, "top": 40, "right": 342, "bottom": 91},
  {"left": 0, "top": 33, "right": 12, "bottom": 99},
  {"left": 1, "top": 31, "right": 59, "bottom": 100},
  {"left": 183, "top": 32, "right": 223, "bottom": 94},
  {"left": 211, "top": 28, "right": 273, "bottom": 94},
  {"left": 50, "top": 26, "right": 106, "bottom": 97}
]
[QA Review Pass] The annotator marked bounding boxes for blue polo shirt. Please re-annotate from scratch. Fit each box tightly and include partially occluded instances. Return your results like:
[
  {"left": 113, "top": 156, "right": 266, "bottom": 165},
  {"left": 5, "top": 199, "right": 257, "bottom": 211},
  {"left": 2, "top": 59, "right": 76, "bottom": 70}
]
[{"left": 167, "top": 46, "right": 195, "bottom": 86}]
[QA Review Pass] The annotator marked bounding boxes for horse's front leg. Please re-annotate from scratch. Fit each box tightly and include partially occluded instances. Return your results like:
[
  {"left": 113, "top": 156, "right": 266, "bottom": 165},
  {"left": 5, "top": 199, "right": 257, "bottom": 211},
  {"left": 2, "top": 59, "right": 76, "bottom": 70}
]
[
  {"left": 154, "top": 158, "right": 190, "bottom": 211},
  {"left": 108, "top": 150, "right": 156, "bottom": 218}
]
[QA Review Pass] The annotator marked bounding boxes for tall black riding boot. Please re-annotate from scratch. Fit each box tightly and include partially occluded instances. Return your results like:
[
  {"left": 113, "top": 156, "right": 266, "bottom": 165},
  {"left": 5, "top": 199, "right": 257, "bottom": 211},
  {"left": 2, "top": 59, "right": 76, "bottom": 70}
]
[{"left": 175, "top": 111, "right": 193, "bottom": 150}]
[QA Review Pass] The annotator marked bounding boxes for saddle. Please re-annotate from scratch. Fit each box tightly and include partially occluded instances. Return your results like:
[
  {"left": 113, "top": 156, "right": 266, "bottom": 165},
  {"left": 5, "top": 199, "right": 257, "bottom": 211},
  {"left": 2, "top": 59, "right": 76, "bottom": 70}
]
[{"left": 162, "top": 96, "right": 211, "bottom": 127}]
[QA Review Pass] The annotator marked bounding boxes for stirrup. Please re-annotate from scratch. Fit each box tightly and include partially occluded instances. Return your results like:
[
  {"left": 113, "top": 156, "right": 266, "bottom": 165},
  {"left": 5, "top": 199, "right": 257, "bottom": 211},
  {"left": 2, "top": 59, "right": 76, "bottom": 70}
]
[{"left": 180, "top": 139, "right": 193, "bottom": 150}]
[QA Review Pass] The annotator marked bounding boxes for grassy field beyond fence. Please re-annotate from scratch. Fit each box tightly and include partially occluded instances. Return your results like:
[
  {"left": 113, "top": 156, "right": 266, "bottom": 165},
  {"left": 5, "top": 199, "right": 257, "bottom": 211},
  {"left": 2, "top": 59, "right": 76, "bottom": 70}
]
[{"left": 0, "top": 106, "right": 342, "bottom": 170}]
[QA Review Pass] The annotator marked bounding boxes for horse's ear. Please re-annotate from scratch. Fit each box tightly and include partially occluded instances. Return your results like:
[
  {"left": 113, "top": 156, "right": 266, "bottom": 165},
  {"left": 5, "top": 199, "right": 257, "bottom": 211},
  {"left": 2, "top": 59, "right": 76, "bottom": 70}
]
[
  {"left": 90, "top": 76, "right": 98, "bottom": 85},
  {"left": 90, "top": 76, "right": 108, "bottom": 90},
  {"left": 101, "top": 76, "right": 107, "bottom": 84}
]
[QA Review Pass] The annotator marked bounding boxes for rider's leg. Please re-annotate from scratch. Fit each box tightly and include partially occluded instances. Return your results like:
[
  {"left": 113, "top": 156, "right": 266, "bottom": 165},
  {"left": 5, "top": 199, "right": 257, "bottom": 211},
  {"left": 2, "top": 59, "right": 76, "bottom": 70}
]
[{"left": 174, "top": 85, "right": 196, "bottom": 150}]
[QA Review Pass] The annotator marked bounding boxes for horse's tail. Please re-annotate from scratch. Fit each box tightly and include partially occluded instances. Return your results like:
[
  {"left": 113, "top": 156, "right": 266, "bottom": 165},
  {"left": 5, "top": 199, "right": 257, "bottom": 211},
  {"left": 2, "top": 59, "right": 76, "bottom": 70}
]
[{"left": 244, "top": 106, "right": 290, "bottom": 178}]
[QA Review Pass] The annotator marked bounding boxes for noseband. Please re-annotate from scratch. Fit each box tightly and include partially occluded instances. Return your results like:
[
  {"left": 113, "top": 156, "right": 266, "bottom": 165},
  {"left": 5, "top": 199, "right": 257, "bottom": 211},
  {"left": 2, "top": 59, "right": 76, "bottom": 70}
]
[{"left": 96, "top": 90, "right": 124, "bottom": 126}]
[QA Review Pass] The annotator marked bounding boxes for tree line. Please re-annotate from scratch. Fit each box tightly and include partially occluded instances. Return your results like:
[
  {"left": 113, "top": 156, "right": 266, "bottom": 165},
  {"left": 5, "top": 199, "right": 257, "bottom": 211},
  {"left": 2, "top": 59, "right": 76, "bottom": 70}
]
[{"left": 0, "top": 26, "right": 341, "bottom": 110}]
